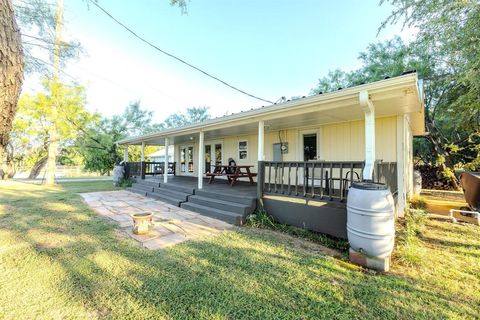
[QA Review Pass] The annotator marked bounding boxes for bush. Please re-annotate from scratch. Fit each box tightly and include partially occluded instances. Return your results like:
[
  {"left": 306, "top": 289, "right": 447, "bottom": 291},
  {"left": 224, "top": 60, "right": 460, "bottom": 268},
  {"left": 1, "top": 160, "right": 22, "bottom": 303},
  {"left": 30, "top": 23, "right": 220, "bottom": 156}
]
[
  {"left": 409, "top": 195, "right": 428, "bottom": 210},
  {"left": 115, "top": 177, "right": 134, "bottom": 188}
]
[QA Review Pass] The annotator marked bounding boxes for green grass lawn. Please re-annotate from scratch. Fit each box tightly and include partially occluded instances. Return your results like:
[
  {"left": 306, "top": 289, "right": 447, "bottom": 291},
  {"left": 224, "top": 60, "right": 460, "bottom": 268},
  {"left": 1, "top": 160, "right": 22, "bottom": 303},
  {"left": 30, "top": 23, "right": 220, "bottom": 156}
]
[{"left": 0, "top": 181, "right": 479, "bottom": 319}]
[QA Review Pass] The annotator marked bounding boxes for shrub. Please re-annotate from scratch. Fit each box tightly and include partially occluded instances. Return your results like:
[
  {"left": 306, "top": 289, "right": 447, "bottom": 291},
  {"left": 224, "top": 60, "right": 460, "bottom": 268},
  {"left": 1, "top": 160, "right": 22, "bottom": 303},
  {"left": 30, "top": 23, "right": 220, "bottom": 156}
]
[
  {"left": 116, "top": 177, "right": 134, "bottom": 188},
  {"left": 409, "top": 195, "right": 428, "bottom": 210}
]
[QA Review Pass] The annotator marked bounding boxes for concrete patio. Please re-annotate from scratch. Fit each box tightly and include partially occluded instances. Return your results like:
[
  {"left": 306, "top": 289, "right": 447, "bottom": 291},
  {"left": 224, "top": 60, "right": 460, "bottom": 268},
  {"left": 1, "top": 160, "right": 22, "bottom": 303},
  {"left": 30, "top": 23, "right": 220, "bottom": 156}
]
[{"left": 80, "top": 190, "right": 233, "bottom": 249}]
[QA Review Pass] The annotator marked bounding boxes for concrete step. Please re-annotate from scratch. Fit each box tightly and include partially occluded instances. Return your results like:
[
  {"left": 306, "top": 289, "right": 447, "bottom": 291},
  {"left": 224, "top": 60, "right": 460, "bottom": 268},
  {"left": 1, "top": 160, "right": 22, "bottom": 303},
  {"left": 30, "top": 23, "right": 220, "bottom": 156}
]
[
  {"left": 146, "top": 192, "right": 185, "bottom": 207},
  {"left": 127, "top": 187, "right": 148, "bottom": 196},
  {"left": 181, "top": 202, "right": 244, "bottom": 225},
  {"left": 135, "top": 180, "right": 160, "bottom": 188},
  {"left": 159, "top": 182, "right": 195, "bottom": 194},
  {"left": 188, "top": 195, "right": 252, "bottom": 215},
  {"left": 194, "top": 189, "right": 256, "bottom": 206},
  {"left": 152, "top": 187, "right": 190, "bottom": 201},
  {"left": 129, "top": 184, "right": 154, "bottom": 193}
]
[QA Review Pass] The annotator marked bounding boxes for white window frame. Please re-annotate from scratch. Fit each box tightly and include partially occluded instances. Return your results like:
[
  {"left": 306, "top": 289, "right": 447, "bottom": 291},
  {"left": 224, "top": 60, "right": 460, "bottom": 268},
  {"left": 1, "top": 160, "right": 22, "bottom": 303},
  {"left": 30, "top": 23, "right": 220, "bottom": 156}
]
[{"left": 238, "top": 139, "right": 249, "bottom": 160}]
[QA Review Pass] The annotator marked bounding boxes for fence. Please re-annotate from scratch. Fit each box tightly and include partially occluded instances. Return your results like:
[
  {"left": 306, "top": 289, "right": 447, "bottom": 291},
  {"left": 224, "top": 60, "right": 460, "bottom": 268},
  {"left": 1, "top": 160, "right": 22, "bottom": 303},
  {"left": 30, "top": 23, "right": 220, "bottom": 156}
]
[
  {"left": 125, "top": 162, "right": 176, "bottom": 179},
  {"left": 257, "top": 160, "right": 397, "bottom": 202}
]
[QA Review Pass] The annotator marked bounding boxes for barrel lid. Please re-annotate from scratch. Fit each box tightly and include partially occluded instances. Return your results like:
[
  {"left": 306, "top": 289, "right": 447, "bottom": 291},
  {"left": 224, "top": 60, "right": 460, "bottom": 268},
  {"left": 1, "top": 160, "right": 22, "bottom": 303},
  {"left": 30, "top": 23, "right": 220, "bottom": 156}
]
[{"left": 351, "top": 181, "right": 388, "bottom": 190}]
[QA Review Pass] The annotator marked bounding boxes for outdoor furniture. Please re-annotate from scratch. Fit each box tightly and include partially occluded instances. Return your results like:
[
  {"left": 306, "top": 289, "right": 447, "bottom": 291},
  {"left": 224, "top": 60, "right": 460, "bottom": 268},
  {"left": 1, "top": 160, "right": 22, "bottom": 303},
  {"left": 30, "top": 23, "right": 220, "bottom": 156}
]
[{"left": 206, "top": 165, "right": 257, "bottom": 186}]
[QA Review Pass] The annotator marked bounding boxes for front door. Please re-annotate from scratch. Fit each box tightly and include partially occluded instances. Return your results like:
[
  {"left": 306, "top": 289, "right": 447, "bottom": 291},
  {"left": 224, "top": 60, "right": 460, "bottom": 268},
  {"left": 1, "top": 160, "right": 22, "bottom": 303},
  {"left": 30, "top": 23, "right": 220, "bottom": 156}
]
[
  {"left": 204, "top": 142, "right": 223, "bottom": 173},
  {"left": 303, "top": 133, "right": 317, "bottom": 161},
  {"left": 180, "top": 145, "right": 195, "bottom": 175}
]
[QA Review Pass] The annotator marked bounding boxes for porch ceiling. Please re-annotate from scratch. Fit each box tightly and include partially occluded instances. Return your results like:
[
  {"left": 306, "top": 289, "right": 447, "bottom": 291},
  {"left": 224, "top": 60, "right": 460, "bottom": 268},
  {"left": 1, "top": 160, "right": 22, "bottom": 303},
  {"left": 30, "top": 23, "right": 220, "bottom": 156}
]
[{"left": 119, "top": 73, "right": 424, "bottom": 146}]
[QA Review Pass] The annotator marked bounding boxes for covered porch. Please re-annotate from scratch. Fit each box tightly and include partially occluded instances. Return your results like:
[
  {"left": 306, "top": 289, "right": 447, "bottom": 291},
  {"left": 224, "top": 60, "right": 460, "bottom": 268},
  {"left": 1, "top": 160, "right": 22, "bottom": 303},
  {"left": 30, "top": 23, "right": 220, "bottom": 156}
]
[{"left": 118, "top": 73, "right": 424, "bottom": 219}]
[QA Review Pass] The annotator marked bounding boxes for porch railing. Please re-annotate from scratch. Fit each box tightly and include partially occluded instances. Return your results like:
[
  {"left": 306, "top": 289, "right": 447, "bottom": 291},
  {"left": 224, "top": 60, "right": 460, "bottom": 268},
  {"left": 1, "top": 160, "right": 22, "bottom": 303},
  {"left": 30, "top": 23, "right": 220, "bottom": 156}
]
[
  {"left": 124, "top": 161, "right": 176, "bottom": 179},
  {"left": 257, "top": 160, "right": 397, "bottom": 202}
]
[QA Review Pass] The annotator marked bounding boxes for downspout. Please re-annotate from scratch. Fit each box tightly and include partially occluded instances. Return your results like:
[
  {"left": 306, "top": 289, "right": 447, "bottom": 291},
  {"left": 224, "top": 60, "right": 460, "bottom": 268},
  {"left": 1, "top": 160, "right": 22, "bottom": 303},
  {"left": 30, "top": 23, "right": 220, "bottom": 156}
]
[{"left": 359, "top": 91, "right": 375, "bottom": 181}]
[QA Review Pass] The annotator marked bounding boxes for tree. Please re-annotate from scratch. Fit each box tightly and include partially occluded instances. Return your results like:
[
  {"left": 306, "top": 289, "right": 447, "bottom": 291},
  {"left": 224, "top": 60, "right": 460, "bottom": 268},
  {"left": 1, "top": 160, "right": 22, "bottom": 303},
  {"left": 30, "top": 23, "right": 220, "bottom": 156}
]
[
  {"left": 311, "top": 0, "right": 480, "bottom": 188},
  {"left": 381, "top": 0, "right": 480, "bottom": 187},
  {"left": 76, "top": 104, "right": 211, "bottom": 175},
  {"left": 76, "top": 102, "right": 159, "bottom": 175},
  {"left": 0, "top": 0, "right": 24, "bottom": 179},
  {"left": 13, "top": 80, "right": 91, "bottom": 179},
  {"left": 160, "top": 106, "right": 211, "bottom": 129}
]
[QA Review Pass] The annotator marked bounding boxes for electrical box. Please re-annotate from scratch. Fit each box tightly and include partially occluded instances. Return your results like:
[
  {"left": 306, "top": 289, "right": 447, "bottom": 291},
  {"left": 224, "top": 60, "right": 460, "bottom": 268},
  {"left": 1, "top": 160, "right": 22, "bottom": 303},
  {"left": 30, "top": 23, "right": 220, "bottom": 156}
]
[{"left": 273, "top": 143, "right": 288, "bottom": 162}]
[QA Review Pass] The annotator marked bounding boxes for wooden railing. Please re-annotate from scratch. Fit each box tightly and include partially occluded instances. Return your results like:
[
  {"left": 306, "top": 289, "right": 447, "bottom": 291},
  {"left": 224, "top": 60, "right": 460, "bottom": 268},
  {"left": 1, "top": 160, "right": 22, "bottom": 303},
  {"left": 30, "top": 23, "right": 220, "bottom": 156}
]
[
  {"left": 257, "top": 160, "right": 397, "bottom": 202},
  {"left": 124, "top": 162, "right": 176, "bottom": 179}
]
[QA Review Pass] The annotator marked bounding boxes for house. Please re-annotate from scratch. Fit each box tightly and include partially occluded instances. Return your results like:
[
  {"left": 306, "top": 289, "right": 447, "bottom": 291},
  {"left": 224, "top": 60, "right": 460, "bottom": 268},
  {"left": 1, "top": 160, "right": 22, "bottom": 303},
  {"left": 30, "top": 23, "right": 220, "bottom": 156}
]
[
  {"left": 117, "top": 72, "right": 425, "bottom": 238},
  {"left": 147, "top": 148, "right": 174, "bottom": 163}
]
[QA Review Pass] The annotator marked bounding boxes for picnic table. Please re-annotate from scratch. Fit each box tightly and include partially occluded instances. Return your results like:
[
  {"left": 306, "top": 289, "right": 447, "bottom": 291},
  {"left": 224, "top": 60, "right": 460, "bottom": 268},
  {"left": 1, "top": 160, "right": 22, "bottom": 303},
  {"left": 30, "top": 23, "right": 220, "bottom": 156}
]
[{"left": 206, "top": 165, "right": 257, "bottom": 186}]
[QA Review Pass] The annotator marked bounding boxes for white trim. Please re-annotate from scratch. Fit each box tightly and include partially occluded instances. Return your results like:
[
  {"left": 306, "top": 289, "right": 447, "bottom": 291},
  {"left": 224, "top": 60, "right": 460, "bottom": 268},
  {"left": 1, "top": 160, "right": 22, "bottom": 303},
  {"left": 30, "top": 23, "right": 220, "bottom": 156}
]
[
  {"left": 238, "top": 139, "right": 249, "bottom": 161},
  {"left": 179, "top": 144, "right": 195, "bottom": 176},
  {"left": 164, "top": 138, "right": 169, "bottom": 183},
  {"left": 258, "top": 120, "right": 265, "bottom": 161},
  {"left": 198, "top": 132, "right": 204, "bottom": 189},
  {"left": 204, "top": 139, "right": 224, "bottom": 168},
  {"left": 396, "top": 115, "right": 406, "bottom": 217},
  {"left": 117, "top": 74, "right": 421, "bottom": 145},
  {"left": 298, "top": 129, "right": 320, "bottom": 161}
]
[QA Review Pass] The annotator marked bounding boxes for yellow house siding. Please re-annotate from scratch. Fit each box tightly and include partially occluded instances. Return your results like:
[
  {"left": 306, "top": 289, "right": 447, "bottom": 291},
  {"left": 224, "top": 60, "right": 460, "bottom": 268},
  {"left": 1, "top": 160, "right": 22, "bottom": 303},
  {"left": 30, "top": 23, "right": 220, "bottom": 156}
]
[
  {"left": 174, "top": 116, "right": 398, "bottom": 178},
  {"left": 320, "top": 117, "right": 397, "bottom": 162}
]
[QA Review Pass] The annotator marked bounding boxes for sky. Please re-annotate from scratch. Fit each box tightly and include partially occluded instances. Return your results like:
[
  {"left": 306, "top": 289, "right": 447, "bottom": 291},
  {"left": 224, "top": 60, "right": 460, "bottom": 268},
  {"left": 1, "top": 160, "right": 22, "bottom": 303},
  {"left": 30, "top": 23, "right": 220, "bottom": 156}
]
[{"left": 22, "top": 0, "right": 416, "bottom": 123}]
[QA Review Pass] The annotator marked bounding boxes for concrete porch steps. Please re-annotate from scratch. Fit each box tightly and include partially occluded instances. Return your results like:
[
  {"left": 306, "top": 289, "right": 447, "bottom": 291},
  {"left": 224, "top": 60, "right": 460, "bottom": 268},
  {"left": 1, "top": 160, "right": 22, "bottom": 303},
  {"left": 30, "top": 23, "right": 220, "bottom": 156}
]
[
  {"left": 180, "top": 202, "right": 244, "bottom": 225},
  {"left": 128, "top": 179, "right": 257, "bottom": 226},
  {"left": 145, "top": 192, "right": 186, "bottom": 207},
  {"left": 158, "top": 182, "right": 195, "bottom": 194},
  {"left": 187, "top": 195, "right": 253, "bottom": 215}
]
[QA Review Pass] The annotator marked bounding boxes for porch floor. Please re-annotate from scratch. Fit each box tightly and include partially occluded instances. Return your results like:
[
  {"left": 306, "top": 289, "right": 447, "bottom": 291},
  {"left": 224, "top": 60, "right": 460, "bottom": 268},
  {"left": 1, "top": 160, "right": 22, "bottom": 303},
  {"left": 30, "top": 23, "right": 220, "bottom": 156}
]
[{"left": 145, "top": 175, "right": 257, "bottom": 198}]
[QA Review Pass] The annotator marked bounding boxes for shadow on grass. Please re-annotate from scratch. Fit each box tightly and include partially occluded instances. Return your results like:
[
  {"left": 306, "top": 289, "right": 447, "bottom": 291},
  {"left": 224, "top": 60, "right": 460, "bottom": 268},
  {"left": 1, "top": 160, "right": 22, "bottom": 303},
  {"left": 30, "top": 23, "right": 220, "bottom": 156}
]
[{"left": 1, "top": 182, "right": 478, "bottom": 319}]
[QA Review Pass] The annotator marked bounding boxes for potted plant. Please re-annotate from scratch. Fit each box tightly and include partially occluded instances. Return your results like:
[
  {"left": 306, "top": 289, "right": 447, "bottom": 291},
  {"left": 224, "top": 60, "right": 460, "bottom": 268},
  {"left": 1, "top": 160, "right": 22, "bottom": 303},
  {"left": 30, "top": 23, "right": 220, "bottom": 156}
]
[{"left": 132, "top": 213, "right": 153, "bottom": 235}]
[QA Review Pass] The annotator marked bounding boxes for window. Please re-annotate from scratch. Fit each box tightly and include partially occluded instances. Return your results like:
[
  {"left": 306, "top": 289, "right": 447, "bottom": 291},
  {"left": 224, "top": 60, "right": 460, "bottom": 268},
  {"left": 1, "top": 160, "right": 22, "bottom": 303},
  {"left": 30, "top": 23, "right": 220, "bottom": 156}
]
[
  {"left": 215, "top": 143, "right": 222, "bottom": 165},
  {"left": 180, "top": 147, "right": 186, "bottom": 172},
  {"left": 188, "top": 146, "right": 194, "bottom": 172},
  {"left": 238, "top": 140, "right": 248, "bottom": 160}
]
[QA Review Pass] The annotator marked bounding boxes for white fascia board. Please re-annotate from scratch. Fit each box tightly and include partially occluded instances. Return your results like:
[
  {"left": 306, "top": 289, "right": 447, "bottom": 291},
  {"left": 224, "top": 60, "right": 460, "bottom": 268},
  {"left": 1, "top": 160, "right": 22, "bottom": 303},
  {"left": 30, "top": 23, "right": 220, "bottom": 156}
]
[{"left": 117, "top": 73, "right": 419, "bottom": 145}]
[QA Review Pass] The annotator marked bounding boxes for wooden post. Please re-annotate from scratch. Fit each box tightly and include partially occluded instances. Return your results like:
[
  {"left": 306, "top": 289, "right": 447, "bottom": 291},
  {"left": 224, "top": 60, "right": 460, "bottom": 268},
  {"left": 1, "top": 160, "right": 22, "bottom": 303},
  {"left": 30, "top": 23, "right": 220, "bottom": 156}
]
[
  {"left": 141, "top": 161, "right": 146, "bottom": 180},
  {"left": 123, "top": 147, "right": 129, "bottom": 162},
  {"left": 257, "top": 161, "right": 265, "bottom": 210},
  {"left": 164, "top": 138, "right": 169, "bottom": 183},
  {"left": 140, "top": 142, "right": 145, "bottom": 162}
]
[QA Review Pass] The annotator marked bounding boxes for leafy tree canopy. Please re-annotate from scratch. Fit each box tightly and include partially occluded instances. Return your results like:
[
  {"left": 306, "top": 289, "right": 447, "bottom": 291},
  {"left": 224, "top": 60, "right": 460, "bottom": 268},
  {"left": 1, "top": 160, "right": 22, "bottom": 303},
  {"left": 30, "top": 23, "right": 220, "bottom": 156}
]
[
  {"left": 76, "top": 103, "right": 211, "bottom": 175},
  {"left": 311, "top": 0, "right": 480, "bottom": 186}
]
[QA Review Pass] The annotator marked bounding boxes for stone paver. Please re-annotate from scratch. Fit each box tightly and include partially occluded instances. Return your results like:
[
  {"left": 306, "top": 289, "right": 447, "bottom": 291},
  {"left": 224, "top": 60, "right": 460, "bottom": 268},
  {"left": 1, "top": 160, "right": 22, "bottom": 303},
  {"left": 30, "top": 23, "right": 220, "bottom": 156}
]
[{"left": 80, "top": 190, "right": 233, "bottom": 249}]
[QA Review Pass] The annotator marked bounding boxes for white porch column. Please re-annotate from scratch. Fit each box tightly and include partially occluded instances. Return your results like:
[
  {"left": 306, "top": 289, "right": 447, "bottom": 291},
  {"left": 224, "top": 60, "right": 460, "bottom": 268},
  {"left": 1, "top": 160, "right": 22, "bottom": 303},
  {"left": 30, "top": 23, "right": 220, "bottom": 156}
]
[
  {"left": 198, "top": 131, "right": 204, "bottom": 189},
  {"left": 396, "top": 115, "right": 407, "bottom": 217},
  {"left": 164, "top": 138, "right": 169, "bottom": 183},
  {"left": 258, "top": 120, "right": 265, "bottom": 161},
  {"left": 140, "top": 142, "right": 145, "bottom": 162},
  {"left": 123, "top": 146, "right": 129, "bottom": 162},
  {"left": 359, "top": 91, "right": 375, "bottom": 181}
]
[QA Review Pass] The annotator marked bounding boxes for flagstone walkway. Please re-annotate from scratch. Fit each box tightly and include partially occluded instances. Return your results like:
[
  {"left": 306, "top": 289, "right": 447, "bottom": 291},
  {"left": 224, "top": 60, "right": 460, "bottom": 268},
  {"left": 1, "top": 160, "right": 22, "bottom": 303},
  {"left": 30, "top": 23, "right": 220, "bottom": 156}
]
[{"left": 80, "top": 190, "right": 233, "bottom": 249}]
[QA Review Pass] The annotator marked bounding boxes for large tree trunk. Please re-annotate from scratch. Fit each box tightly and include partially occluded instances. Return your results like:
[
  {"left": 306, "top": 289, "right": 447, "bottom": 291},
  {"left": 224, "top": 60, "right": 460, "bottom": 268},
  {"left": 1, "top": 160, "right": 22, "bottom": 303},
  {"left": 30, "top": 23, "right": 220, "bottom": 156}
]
[
  {"left": 29, "top": 156, "right": 48, "bottom": 179},
  {"left": 45, "top": 0, "right": 63, "bottom": 185},
  {"left": 0, "top": 0, "right": 24, "bottom": 179}
]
